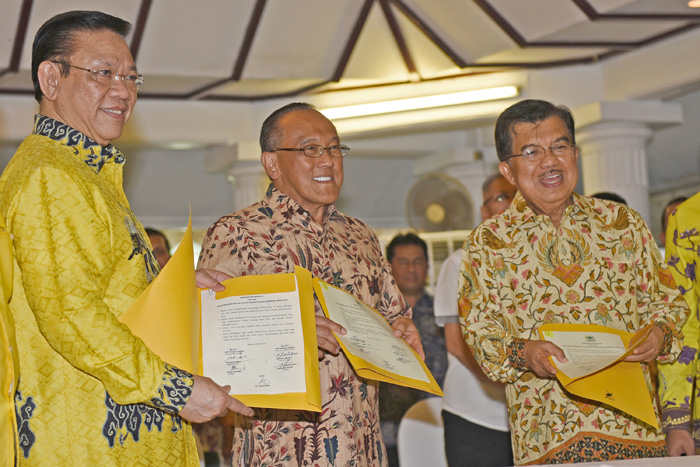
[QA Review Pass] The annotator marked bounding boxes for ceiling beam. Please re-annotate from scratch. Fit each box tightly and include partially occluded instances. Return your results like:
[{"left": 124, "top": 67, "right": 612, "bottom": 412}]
[
  {"left": 379, "top": 0, "right": 416, "bottom": 74},
  {"left": 332, "top": 0, "right": 373, "bottom": 82},
  {"left": 130, "top": 0, "right": 153, "bottom": 60}
]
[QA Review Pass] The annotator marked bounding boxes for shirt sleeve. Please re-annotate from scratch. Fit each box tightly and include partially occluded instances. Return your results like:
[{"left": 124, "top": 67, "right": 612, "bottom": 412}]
[
  {"left": 459, "top": 230, "right": 526, "bottom": 383},
  {"left": 6, "top": 164, "right": 192, "bottom": 412},
  {"left": 434, "top": 250, "right": 461, "bottom": 327},
  {"left": 658, "top": 205, "right": 700, "bottom": 433},
  {"left": 629, "top": 208, "right": 689, "bottom": 362}
]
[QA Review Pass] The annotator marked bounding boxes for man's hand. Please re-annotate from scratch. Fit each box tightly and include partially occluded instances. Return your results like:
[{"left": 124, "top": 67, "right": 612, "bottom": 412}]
[
  {"left": 179, "top": 375, "right": 254, "bottom": 423},
  {"left": 523, "top": 340, "right": 567, "bottom": 378},
  {"left": 195, "top": 268, "right": 232, "bottom": 292},
  {"left": 666, "top": 429, "right": 696, "bottom": 457},
  {"left": 391, "top": 317, "right": 425, "bottom": 360},
  {"left": 624, "top": 325, "right": 664, "bottom": 362},
  {"left": 316, "top": 315, "right": 346, "bottom": 359}
]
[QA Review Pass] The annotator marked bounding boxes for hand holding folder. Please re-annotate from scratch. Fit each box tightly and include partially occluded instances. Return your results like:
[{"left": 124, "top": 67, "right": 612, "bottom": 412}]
[
  {"left": 120, "top": 213, "right": 441, "bottom": 413},
  {"left": 538, "top": 323, "right": 658, "bottom": 428}
]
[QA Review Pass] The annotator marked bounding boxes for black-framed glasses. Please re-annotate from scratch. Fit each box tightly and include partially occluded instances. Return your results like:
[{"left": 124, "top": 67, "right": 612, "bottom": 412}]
[
  {"left": 272, "top": 144, "right": 349, "bottom": 158},
  {"left": 52, "top": 60, "right": 144, "bottom": 91},
  {"left": 504, "top": 142, "right": 575, "bottom": 163}
]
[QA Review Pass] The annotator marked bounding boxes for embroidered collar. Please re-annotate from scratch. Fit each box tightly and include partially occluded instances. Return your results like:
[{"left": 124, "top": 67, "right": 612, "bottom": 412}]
[
  {"left": 262, "top": 184, "right": 339, "bottom": 226},
  {"left": 510, "top": 191, "right": 584, "bottom": 223},
  {"left": 33, "top": 115, "right": 125, "bottom": 173}
]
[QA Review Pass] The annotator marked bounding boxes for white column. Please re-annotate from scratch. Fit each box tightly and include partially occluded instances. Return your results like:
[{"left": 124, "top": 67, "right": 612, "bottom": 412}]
[
  {"left": 227, "top": 162, "right": 269, "bottom": 211},
  {"left": 577, "top": 122, "right": 652, "bottom": 222}
]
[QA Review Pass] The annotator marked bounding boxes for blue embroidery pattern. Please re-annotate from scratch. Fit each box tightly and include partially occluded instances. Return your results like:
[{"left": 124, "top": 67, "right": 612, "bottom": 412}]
[
  {"left": 150, "top": 364, "right": 194, "bottom": 413},
  {"left": 15, "top": 389, "right": 36, "bottom": 458},
  {"left": 122, "top": 211, "right": 159, "bottom": 283},
  {"left": 33, "top": 114, "right": 125, "bottom": 172},
  {"left": 102, "top": 364, "right": 192, "bottom": 447}
]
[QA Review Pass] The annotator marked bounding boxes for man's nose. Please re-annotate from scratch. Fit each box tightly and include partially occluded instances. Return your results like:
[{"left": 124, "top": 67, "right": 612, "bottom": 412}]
[{"left": 109, "top": 77, "right": 133, "bottom": 98}]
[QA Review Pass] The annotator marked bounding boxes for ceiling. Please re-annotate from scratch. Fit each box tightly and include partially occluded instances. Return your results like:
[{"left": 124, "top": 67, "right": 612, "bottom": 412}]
[{"left": 2, "top": 0, "right": 700, "bottom": 101}]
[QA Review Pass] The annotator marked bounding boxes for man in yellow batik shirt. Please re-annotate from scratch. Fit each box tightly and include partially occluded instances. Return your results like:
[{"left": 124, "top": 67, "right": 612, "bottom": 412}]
[
  {"left": 0, "top": 213, "right": 17, "bottom": 467},
  {"left": 659, "top": 191, "right": 700, "bottom": 456},
  {"left": 459, "top": 99, "right": 689, "bottom": 465},
  {"left": 0, "top": 10, "right": 251, "bottom": 466}
]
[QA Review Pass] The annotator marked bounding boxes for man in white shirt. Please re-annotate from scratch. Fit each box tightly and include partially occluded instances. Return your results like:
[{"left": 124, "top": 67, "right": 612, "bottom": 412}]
[{"left": 434, "top": 173, "right": 516, "bottom": 466}]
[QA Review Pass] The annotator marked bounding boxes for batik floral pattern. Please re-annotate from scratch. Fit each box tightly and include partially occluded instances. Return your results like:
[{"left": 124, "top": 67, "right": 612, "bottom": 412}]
[
  {"left": 459, "top": 193, "right": 689, "bottom": 465},
  {"left": 198, "top": 185, "right": 409, "bottom": 467}
]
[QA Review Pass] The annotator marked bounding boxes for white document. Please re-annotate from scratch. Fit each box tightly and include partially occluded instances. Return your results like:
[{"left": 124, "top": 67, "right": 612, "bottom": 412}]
[
  {"left": 317, "top": 283, "right": 428, "bottom": 383},
  {"left": 200, "top": 283, "right": 307, "bottom": 395},
  {"left": 541, "top": 330, "right": 627, "bottom": 379}
]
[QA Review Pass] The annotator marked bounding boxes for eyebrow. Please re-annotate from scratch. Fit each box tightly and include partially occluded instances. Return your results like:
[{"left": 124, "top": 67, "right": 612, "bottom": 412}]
[
  {"left": 520, "top": 135, "right": 571, "bottom": 150},
  {"left": 299, "top": 135, "right": 339, "bottom": 145},
  {"left": 92, "top": 59, "right": 139, "bottom": 73}
]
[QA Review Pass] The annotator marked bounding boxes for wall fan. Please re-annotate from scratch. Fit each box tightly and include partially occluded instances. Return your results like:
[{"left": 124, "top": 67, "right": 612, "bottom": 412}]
[{"left": 406, "top": 174, "right": 473, "bottom": 232}]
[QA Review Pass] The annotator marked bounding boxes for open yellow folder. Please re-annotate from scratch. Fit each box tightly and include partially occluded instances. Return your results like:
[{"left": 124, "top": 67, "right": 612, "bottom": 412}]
[
  {"left": 199, "top": 267, "right": 321, "bottom": 412},
  {"left": 119, "top": 215, "right": 321, "bottom": 411},
  {"left": 119, "top": 214, "right": 199, "bottom": 373},
  {"left": 538, "top": 323, "right": 657, "bottom": 428},
  {"left": 313, "top": 278, "right": 443, "bottom": 396}
]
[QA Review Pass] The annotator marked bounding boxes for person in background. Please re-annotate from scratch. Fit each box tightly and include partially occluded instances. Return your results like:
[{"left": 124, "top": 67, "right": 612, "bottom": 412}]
[
  {"left": 380, "top": 233, "right": 448, "bottom": 467},
  {"left": 659, "top": 192, "right": 700, "bottom": 456},
  {"left": 0, "top": 11, "right": 252, "bottom": 465},
  {"left": 591, "top": 192, "right": 627, "bottom": 205},
  {"left": 660, "top": 196, "right": 689, "bottom": 255},
  {"left": 198, "top": 102, "right": 424, "bottom": 467},
  {"left": 145, "top": 227, "right": 172, "bottom": 269},
  {"left": 460, "top": 99, "right": 689, "bottom": 464},
  {"left": 434, "top": 172, "right": 516, "bottom": 467}
]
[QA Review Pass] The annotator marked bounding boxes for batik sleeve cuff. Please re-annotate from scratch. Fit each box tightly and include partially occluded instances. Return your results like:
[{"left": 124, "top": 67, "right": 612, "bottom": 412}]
[
  {"left": 507, "top": 337, "right": 528, "bottom": 371},
  {"left": 149, "top": 363, "right": 194, "bottom": 414}
]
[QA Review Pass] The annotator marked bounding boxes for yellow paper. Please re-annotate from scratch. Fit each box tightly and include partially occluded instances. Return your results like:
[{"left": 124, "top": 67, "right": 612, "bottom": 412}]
[
  {"left": 120, "top": 211, "right": 321, "bottom": 412},
  {"left": 538, "top": 323, "right": 657, "bottom": 428},
  {"left": 198, "top": 266, "right": 321, "bottom": 412},
  {"left": 313, "top": 278, "right": 442, "bottom": 396},
  {"left": 120, "top": 213, "right": 199, "bottom": 373}
]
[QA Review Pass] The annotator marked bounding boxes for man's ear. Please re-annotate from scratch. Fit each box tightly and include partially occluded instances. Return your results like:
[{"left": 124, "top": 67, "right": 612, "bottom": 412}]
[
  {"left": 498, "top": 161, "right": 515, "bottom": 186},
  {"left": 37, "top": 61, "right": 61, "bottom": 102},
  {"left": 261, "top": 151, "right": 281, "bottom": 180}
]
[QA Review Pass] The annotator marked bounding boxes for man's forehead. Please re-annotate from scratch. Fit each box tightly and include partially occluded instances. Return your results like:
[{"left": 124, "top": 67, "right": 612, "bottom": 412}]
[
  {"left": 511, "top": 116, "right": 569, "bottom": 142},
  {"left": 68, "top": 29, "right": 134, "bottom": 65},
  {"left": 278, "top": 110, "right": 338, "bottom": 141},
  {"left": 485, "top": 176, "right": 515, "bottom": 195},
  {"left": 392, "top": 244, "right": 427, "bottom": 260}
]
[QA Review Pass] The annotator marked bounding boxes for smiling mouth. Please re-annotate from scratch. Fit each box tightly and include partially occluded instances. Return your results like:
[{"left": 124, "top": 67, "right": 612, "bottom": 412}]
[
  {"left": 313, "top": 176, "right": 332, "bottom": 182},
  {"left": 539, "top": 170, "right": 563, "bottom": 186},
  {"left": 102, "top": 109, "right": 125, "bottom": 116}
]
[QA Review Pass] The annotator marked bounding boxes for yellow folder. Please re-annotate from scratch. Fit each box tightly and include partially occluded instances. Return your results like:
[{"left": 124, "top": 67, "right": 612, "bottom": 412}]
[
  {"left": 199, "top": 267, "right": 321, "bottom": 412},
  {"left": 119, "top": 214, "right": 199, "bottom": 373},
  {"left": 313, "top": 278, "right": 443, "bottom": 396},
  {"left": 119, "top": 214, "right": 321, "bottom": 411},
  {"left": 538, "top": 323, "right": 657, "bottom": 428}
]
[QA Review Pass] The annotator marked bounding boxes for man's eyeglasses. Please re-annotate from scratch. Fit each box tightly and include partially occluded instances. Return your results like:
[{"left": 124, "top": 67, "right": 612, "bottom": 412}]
[
  {"left": 504, "top": 142, "right": 575, "bottom": 163},
  {"left": 483, "top": 192, "right": 515, "bottom": 206},
  {"left": 52, "top": 61, "right": 144, "bottom": 91},
  {"left": 272, "top": 144, "right": 350, "bottom": 158}
]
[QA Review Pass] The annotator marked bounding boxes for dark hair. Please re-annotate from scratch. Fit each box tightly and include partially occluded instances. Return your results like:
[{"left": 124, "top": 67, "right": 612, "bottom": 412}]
[
  {"left": 145, "top": 228, "right": 171, "bottom": 253},
  {"left": 661, "top": 196, "right": 688, "bottom": 233},
  {"left": 259, "top": 102, "right": 318, "bottom": 152},
  {"left": 386, "top": 233, "right": 427, "bottom": 263},
  {"left": 494, "top": 99, "right": 576, "bottom": 162},
  {"left": 32, "top": 10, "right": 132, "bottom": 102},
  {"left": 481, "top": 173, "right": 508, "bottom": 197},
  {"left": 591, "top": 192, "right": 627, "bottom": 205}
]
